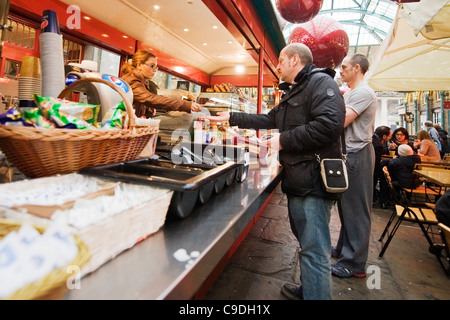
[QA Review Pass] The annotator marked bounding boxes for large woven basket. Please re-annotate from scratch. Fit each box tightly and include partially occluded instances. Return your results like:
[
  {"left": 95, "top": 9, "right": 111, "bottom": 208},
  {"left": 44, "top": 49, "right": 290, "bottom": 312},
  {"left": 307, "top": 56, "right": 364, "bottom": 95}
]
[
  {"left": 0, "top": 218, "right": 90, "bottom": 300},
  {"left": 0, "top": 78, "right": 158, "bottom": 178},
  {"left": 77, "top": 188, "right": 173, "bottom": 276}
]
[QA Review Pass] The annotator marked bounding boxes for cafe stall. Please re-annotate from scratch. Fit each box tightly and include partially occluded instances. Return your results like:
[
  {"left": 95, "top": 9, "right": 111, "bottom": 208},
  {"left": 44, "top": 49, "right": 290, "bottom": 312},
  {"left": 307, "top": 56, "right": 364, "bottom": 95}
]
[{"left": 0, "top": 0, "right": 287, "bottom": 300}]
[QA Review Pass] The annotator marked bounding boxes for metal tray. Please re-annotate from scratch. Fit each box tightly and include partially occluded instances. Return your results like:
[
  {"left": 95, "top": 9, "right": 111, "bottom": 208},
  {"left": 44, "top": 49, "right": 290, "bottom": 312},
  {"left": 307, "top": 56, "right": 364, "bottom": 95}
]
[{"left": 80, "top": 146, "right": 247, "bottom": 219}]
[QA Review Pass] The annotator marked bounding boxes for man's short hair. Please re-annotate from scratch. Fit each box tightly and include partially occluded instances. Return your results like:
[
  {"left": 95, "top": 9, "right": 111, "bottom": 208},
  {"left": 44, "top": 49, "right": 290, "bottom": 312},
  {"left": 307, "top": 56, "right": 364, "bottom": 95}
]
[
  {"left": 284, "top": 43, "right": 313, "bottom": 64},
  {"left": 348, "top": 54, "right": 369, "bottom": 74},
  {"left": 374, "top": 125, "right": 391, "bottom": 138}
]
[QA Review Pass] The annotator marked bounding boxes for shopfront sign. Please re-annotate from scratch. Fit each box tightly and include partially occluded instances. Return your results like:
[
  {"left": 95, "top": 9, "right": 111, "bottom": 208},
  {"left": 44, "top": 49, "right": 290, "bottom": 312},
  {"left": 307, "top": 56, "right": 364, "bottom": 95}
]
[{"left": 443, "top": 101, "right": 450, "bottom": 110}]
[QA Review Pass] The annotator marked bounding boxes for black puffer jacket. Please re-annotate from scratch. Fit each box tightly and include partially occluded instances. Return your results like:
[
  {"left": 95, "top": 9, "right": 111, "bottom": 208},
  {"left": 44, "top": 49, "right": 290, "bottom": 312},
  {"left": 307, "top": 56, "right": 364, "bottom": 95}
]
[
  {"left": 230, "top": 64, "right": 345, "bottom": 199},
  {"left": 386, "top": 155, "right": 421, "bottom": 189}
]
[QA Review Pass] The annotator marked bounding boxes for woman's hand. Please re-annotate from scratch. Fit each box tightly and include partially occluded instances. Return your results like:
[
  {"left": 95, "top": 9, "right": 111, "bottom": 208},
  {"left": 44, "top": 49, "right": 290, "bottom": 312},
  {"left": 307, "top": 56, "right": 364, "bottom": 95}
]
[
  {"left": 191, "top": 102, "right": 202, "bottom": 112},
  {"left": 389, "top": 142, "right": 397, "bottom": 150},
  {"left": 147, "top": 107, "right": 156, "bottom": 117},
  {"left": 206, "top": 111, "right": 230, "bottom": 122}
]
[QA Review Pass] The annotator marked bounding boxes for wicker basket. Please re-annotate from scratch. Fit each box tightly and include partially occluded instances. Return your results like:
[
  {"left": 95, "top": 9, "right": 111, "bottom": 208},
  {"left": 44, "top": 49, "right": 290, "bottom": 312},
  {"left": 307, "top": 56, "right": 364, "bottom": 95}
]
[
  {"left": 0, "top": 78, "right": 159, "bottom": 178},
  {"left": 0, "top": 219, "right": 90, "bottom": 300},
  {"left": 77, "top": 188, "right": 173, "bottom": 276}
]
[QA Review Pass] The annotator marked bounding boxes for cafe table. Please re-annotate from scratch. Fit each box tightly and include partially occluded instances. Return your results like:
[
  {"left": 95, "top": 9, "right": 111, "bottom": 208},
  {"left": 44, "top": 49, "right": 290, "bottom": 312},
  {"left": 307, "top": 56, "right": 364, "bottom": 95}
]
[{"left": 414, "top": 169, "right": 450, "bottom": 189}]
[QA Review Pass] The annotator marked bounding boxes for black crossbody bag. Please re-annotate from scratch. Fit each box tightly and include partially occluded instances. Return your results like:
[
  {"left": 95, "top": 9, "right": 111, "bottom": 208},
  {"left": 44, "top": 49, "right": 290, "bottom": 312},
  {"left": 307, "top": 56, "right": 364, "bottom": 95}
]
[{"left": 316, "top": 133, "right": 348, "bottom": 193}]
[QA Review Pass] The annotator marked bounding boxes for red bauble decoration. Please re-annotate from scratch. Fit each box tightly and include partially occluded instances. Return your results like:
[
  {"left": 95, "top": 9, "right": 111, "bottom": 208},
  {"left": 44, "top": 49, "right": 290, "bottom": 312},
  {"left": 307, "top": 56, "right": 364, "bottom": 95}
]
[
  {"left": 276, "top": 0, "right": 323, "bottom": 23},
  {"left": 288, "top": 16, "right": 349, "bottom": 69}
]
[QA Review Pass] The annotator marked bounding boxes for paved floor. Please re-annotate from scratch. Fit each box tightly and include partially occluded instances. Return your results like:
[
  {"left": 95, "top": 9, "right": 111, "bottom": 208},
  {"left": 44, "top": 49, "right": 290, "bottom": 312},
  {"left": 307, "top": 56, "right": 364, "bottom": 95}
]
[{"left": 204, "top": 184, "right": 450, "bottom": 300}]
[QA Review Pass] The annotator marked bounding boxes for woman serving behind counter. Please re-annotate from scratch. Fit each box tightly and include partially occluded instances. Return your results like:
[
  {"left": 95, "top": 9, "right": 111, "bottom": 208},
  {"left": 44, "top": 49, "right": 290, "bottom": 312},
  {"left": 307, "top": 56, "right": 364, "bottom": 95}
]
[{"left": 121, "top": 49, "right": 202, "bottom": 118}]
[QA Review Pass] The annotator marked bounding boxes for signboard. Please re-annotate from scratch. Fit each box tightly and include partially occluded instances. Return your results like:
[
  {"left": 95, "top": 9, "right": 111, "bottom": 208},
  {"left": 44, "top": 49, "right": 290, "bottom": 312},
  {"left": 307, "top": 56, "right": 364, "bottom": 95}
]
[
  {"left": 404, "top": 112, "right": 414, "bottom": 123},
  {"left": 443, "top": 101, "right": 450, "bottom": 110}
]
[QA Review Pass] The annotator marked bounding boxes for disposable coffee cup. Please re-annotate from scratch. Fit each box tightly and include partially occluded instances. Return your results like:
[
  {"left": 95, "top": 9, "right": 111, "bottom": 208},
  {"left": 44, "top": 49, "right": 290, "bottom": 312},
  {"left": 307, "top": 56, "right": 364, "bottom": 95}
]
[
  {"left": 20, "top": 56, "right": 41, "bottom": 78},
  {"left": 389, "top": 151, "right": 396, "bottom": 157}
]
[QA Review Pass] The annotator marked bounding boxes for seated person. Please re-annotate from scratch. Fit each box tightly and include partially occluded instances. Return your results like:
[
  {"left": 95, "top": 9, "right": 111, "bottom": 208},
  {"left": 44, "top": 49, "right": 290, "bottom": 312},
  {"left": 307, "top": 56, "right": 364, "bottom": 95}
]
[
  {"left": 372, "top": 126, "right": 391, "bottom": 202},
  {"left": 379, "top": 145, "right": 421, "bottom": 208},
  {"left": 386, "top": 127, "right": 416, "bottom": 155},
  {"left": 435, "top": 189, "right": 450, "bottom": 227},
  {"left": 414, "top": 130, "right": 441, "bottom": 162},
  {"left": 386, "top": 144, "right": 421, "bottom": 190}
]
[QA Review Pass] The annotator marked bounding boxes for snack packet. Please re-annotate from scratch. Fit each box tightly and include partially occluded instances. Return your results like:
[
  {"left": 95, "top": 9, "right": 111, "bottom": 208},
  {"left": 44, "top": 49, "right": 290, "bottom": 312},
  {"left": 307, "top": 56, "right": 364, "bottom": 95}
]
[
  {"left": 0, "top": 108, "right": 30, "bottom": 127},
  {"left": 101, "top": 101, "right": 127, "bottom": 130},
  {"left": 34, "top": 94, "right": 100, "bottom": 125},
  {"left": 34, "top": 94, "right": 98, "bottom": 129},
  {"left": 47, "top": 108, "right": 96, "bottom": 129},
  {"left": 22, "top": 108, "right": 55, "bottom": 129}
]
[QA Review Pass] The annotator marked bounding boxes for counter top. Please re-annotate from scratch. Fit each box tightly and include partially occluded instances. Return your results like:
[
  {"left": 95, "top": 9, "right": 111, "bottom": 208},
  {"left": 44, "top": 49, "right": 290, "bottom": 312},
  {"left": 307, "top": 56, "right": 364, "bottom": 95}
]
[{"left": 65, "top": 162, "right": 283, "bottom": 300}]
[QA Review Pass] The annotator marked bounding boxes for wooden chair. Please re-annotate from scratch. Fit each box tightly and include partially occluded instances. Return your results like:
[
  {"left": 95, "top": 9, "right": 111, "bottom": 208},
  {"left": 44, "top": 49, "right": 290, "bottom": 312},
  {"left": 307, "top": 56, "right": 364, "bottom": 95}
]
[
  {"left": 379, "top": 166, "right": 439, "bottom": 258},
  {"left": 435, "top": 223, "right": 450, "bottom": 276}
]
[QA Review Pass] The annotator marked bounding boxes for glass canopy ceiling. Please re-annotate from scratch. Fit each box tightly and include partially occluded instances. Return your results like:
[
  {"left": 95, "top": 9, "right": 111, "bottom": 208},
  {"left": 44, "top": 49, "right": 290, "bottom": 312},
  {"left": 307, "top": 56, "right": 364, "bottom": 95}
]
[{"left": 271, "top": 0, "right": 399, "bottom": 58}]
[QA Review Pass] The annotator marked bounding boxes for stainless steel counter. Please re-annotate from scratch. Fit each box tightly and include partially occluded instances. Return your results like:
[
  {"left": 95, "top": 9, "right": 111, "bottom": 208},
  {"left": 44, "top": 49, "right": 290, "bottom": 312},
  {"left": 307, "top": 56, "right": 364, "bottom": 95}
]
[{"left": 65, "top": 163, "right": 283, "bottom": 300}]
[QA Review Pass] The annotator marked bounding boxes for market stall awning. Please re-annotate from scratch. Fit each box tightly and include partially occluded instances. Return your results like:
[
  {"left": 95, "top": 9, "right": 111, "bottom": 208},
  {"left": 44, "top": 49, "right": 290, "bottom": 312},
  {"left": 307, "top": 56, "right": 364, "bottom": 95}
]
[{"left": 366, "top": 0, "right": 450, "bottom": 92}]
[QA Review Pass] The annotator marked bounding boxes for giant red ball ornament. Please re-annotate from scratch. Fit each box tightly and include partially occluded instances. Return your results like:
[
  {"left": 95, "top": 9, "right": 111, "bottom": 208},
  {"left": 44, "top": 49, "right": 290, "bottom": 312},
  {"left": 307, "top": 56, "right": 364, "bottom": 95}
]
[
  {"left": 276, "top": 0, "right": 323, "bottom": 23},
  {"left": 288, "top": 16, "right": 349, "bottom": 69}
]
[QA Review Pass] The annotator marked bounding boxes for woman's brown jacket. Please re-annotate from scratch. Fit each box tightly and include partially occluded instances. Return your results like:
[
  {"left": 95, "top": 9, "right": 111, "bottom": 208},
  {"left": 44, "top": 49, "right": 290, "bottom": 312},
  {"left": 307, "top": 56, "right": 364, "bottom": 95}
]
[{"left": 122, "top": 70, "right": 192, "bottom": 117}]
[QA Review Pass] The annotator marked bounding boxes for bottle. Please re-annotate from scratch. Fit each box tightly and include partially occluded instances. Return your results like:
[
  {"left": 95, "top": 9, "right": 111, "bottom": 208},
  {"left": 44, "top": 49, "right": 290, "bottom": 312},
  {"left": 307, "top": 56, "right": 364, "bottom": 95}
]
[
  {"left": 203, "top": 119, "right": 210, "bottom": 144},
  {"left": 210, "top": 122, "right": 218, "bottom": 144},
  {"left": 216, "top": 122, "right": 223, "bottom": 145},
  {"left": 193, "top": 119, "right": 203, "bottom": 144}
]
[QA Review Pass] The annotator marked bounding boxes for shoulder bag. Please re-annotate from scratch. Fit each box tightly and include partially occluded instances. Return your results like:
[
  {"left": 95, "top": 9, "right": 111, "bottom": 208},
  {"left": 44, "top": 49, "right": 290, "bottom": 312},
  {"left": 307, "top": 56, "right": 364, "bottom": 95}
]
[{"left": 316, "top": 133, "right": 348, "bottom": 193}]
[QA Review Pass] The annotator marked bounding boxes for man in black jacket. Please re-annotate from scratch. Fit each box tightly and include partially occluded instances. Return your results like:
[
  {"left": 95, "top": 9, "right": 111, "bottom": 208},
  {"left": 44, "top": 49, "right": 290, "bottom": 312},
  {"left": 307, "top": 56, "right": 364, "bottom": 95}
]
[{"left": 207, "top": 43, "right": 345, "bottom": 300}]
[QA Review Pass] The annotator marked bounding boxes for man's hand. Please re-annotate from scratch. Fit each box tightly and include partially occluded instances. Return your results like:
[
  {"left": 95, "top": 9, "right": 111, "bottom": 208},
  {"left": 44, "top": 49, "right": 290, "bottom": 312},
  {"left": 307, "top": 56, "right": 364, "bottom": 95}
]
[
  {"left": 260, "top": 132, "right": 282, "bottom": 151},
  {"left": 206, "top": 111, "right": 230, "bottom": 122}
]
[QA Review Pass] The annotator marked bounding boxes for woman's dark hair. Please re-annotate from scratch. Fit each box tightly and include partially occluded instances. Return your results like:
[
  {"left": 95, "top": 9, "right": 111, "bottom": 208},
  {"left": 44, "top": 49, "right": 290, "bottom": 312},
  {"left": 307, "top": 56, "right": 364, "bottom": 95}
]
[
  {"left": 391, "top": 127, "right": 409, "bottom": 144},
  {"left": 121, "top": 49, "right": 156, "bottom": 75}
]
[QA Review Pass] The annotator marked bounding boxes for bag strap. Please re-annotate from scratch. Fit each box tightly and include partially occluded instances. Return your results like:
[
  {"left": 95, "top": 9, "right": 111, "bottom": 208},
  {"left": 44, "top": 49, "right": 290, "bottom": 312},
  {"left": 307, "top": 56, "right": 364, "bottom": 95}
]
[
  {"left": 316, "top": 130, "right": 347, "bottom": 163},
  {"left": 341, "top": 130, "right": 347, "bottom": 160}
]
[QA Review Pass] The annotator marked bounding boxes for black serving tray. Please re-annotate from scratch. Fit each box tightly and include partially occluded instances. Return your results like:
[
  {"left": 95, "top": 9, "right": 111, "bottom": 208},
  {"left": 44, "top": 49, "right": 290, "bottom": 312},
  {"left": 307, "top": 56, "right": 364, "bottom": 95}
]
[{"left": 80, "top": 144, "right": 248, "bottom": 219}]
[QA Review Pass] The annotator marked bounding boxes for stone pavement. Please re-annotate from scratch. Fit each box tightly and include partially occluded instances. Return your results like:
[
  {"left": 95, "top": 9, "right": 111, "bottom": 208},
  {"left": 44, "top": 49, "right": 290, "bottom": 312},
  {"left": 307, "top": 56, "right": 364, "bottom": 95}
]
[{"left": 204, "top": 184, "right": 450, "bottom": 300}]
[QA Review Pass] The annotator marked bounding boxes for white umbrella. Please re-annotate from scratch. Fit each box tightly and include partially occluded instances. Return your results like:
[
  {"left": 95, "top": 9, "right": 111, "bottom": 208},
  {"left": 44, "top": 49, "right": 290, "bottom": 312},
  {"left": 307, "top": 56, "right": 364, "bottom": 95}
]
[{"left": 366, "top": 0, "right": 450, "bottom": 92}]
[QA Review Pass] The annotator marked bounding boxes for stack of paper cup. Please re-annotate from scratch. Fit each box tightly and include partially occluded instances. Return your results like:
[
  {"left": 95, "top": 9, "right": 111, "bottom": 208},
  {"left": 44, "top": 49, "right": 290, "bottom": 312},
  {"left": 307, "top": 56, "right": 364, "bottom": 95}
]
[
  {"left": 18, "top": 56, "right": 41, "bottom": 110},
  {"left": 39, "top": 10, "right": 65, "bottom": 98}
]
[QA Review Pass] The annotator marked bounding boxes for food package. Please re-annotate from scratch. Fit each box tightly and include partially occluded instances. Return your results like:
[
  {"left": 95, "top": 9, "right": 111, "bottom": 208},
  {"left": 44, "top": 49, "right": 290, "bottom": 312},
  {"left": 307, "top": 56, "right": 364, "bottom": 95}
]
[
  {"left": 0, "top": 108, "right": 29, "bottom": 127},
  {"left": 100, "top": 101, "right": 128, "bottom": 130},
  {"left": 34, "top": 94, "right": 99, "bottom": 129},
  {"left": 22, "top": 108, "right": 55, "bottom": 129}
]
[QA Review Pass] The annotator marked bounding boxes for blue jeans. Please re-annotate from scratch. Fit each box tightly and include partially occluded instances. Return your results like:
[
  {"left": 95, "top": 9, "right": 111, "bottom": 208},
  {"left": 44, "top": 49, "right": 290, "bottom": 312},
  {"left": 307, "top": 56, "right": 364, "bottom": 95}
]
[{"left": 287, "top": 194, "right": 334, "bottom": 300}]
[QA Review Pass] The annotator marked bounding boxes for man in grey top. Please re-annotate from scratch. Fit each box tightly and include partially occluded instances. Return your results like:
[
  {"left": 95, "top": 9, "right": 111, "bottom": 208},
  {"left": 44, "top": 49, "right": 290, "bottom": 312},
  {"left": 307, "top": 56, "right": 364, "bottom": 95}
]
[{"left": 331, "top": 54, "right": 377, "bottom": 278}]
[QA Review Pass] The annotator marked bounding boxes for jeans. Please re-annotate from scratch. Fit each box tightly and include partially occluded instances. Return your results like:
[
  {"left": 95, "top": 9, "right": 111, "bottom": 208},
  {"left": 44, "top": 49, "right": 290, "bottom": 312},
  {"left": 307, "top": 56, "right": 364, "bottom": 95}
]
[{"left": 287, "top": 194, "right": 334, "bottom": 300}]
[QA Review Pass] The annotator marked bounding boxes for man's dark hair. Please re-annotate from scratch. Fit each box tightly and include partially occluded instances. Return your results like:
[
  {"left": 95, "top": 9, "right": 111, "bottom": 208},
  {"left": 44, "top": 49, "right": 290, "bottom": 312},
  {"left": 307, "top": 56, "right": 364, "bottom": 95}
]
[
  {"left": 374, "top": 125, "right": 391, "bottom": 138},
  {"left": 349, "top": 54, "right": 369, "bottom": 74}
]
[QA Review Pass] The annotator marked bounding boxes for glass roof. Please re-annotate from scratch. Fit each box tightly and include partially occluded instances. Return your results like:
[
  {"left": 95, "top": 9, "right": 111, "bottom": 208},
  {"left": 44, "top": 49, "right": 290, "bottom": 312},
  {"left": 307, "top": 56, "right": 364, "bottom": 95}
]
[{"left": 271, "top": 0, "right": 399, "bottom": 58}]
